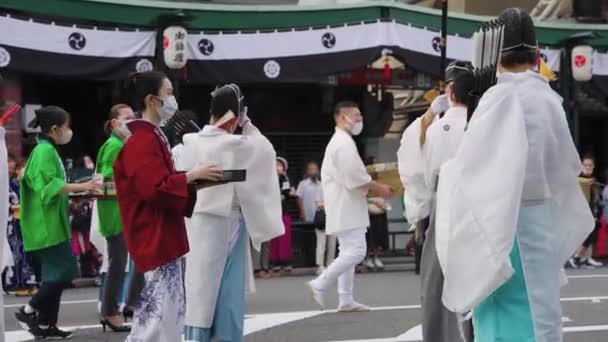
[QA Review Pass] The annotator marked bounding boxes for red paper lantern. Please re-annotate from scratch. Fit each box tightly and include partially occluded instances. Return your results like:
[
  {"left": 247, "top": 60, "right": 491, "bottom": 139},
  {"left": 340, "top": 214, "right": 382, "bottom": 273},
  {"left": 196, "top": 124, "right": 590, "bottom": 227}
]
[{"left": 383, "top": 57, "right": 391, "bottom": 83}]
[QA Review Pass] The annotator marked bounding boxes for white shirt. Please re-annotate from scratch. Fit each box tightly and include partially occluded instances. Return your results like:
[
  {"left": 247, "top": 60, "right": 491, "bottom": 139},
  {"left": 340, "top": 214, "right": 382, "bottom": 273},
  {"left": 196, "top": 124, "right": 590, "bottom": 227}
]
[
  {"left": 321, "top": 128, "right": 372, "bottom": 235},
  {"left": 423, "top": 106, "right": 468, "bottom": 191},
  {"left": 297, "top": 178, "right": 323, "bottom": 222}
]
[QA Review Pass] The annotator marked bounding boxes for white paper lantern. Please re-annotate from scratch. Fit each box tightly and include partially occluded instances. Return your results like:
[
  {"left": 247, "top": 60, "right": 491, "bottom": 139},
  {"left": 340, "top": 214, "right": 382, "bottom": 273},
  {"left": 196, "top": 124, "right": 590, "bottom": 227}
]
[
  {"left": 572, "top": 45, "right": 593, "bottom": 82},
  {"left": 163, "top": 26, "right": 188, "bottom": 70}
]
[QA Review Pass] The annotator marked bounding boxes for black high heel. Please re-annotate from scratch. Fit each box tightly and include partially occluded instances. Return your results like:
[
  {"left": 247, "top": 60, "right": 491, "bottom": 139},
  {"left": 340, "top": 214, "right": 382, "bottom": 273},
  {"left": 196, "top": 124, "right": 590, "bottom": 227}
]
[{"left": 100, "top": 318, "right": 131, "bottom": 332}]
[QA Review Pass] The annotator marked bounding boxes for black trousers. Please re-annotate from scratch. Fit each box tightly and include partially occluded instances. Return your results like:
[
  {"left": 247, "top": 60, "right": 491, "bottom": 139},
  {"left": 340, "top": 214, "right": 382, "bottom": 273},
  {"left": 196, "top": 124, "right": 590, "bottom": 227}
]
[
  {"left": 583, "top": 220, "right": 600, "bottom": 248},
  {"left": 29, "top": 281, "right": 70, "bottom": 325}
]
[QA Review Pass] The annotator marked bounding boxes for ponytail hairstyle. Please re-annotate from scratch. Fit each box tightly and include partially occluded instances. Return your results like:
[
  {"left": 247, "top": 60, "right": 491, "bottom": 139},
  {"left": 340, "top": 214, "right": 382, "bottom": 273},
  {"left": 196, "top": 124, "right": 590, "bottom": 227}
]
[
  {"left": 104, "top": 104, "right": 130, "bottom": 136},
  {"left": 29, "top": 105, "right": 71, "bottom": 134},
  {"left": 124, "top": 71, "right": 167, "bottom": 113}
]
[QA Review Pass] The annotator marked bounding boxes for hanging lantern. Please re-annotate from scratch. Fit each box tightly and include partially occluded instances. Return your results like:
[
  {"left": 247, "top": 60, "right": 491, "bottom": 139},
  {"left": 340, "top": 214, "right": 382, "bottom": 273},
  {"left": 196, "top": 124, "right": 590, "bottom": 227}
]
[
  {"left": 571, "top": 45, "right": 593, "bottom": 82},
  {"left": 163, "top": 26, "right": 188, "bottom": 70},
  {"left": 383, "top": 56, "right": 391, "bottom": 83},
  {"left": 382, "top": 48, "right": 392, "bottom": 83}
]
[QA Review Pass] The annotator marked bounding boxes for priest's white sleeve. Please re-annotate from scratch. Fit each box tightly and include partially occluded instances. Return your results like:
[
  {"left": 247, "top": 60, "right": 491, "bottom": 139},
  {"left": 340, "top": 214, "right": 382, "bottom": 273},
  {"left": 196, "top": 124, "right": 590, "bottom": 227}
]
[
  {"left": 397, "top": 118, "right": 432, "bottom": 223},
  {"left": 435, "top": 89, "right": 528, "bottom": 313},
  {"left": 545, "top": 94, "right": 595, "bottom": 266},
  {"left": 235, "top": 122, "right": 284, "bottom": 250}
]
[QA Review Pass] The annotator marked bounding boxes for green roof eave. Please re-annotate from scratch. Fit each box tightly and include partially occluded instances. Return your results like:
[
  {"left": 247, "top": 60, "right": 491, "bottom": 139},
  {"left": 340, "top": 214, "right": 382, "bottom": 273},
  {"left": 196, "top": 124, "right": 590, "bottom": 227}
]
[
  {"left": 2, "top": 0, "right": 607, "bottom": 46},
  {"left": 388, "top": 5, "right": 608, "bottom": 46},
  {"left": 1, "top": 0, "right": 386, "bottom": 29}
]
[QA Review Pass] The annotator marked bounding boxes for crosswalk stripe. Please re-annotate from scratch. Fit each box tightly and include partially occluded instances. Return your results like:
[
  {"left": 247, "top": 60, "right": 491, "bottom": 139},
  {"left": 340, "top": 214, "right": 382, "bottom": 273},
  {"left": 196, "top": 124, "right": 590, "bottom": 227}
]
[
  {"left": 4, "top": 300, "right": 608, "bottom": 341},
  {"left": 567, "top": 274, "right": 608, "bottom": 279},
  {"left": 4, "top": 299, "right": 97, "bottom": 309}
]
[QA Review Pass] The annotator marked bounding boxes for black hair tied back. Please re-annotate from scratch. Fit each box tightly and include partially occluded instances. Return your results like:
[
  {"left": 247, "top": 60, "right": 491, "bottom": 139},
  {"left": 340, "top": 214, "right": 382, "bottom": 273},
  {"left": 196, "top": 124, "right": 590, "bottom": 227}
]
[
  {"left": 29, "top": 105, "right": 70, "bottom": 134},
  {"left": 124, "top": 71, "right": 167, "bottom": 113}
]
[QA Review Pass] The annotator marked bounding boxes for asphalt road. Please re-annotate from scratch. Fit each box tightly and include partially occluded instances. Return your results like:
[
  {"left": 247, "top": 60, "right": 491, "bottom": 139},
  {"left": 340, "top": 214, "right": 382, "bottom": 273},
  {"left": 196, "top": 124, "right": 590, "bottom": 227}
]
[{"left": 4, "top": 268, "right": 608, "bottom": 342}]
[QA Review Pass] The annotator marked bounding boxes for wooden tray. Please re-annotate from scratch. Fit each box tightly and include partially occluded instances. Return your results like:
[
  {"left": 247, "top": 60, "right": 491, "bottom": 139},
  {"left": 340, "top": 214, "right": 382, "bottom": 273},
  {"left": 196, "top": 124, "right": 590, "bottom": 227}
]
[{"left": 69, "top": 193, "right": 117, "bottom": 200}]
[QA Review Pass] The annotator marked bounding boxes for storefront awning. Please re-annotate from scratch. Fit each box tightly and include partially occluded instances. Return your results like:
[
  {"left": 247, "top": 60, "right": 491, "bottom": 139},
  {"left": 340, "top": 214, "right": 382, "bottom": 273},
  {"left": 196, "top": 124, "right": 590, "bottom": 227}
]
[{"left": 1, "top": 1, "right": 608, "bottom": 83}]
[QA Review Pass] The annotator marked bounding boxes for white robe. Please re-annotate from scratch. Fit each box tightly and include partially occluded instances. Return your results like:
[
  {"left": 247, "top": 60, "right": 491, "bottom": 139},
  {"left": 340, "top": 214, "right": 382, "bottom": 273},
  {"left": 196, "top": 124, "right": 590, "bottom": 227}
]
[
  {"left": 397, "top": 107, "right": 469, "bottom": 342},
  {"left": 396, "top": 107, "right": 467, "bottom": 224},
  {"left": 177, "top": 122, "right": 284, "bottom": 328},
  {"left": 397, "top": 117, "right": 433, "bottom": 224},
  {"left": 435, "top": 71, "right": 595, "bottom": 313},
  {"left": 321, "top": 128, "right": 372, "bottom": 235}
]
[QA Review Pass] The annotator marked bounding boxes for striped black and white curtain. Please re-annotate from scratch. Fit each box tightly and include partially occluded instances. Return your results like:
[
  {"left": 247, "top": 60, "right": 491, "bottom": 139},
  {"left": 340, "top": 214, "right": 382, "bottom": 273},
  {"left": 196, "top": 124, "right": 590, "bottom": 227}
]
[{"left": 0, "top": 14, "right": 607, "bottom": 83}]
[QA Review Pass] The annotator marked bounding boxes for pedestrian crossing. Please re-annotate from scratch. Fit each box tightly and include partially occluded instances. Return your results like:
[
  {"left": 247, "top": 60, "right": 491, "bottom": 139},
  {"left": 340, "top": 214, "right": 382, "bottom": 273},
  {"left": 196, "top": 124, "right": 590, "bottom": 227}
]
[{"left": 4, "top": 295, "right": 608, "bottom": 341}]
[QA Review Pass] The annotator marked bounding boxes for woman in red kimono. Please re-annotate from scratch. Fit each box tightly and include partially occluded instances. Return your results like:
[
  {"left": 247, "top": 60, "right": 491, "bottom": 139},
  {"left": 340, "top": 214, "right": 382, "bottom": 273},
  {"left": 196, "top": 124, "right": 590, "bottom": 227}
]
[{"left": 114, "top": 71, "right": 222, "bottom": 342}]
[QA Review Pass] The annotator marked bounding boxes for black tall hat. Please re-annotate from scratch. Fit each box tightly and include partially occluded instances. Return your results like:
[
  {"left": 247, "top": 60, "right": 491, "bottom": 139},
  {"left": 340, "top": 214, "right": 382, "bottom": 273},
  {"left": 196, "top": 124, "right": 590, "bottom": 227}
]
[
  {"left": 499, "top": 8, "right": 537, "bottom": 52},
  {"left": 445, "top": 61, "right": 474, "bottom": 83}
]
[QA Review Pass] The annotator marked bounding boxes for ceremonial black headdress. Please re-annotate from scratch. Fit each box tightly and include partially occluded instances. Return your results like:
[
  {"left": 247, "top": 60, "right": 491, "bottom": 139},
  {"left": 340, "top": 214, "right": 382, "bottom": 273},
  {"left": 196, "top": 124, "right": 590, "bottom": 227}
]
[
  {"left": 467, "top": 15, "right": 505, "bottom": 122},
  {"left": 445, "top": 61, "right": 474, "bottom": 83},
  {"left": 210, "top": 84, "right": 244, "bottom": 118},
  {"left": 499, "top": 8, "right": 537, "bottom": 52}
]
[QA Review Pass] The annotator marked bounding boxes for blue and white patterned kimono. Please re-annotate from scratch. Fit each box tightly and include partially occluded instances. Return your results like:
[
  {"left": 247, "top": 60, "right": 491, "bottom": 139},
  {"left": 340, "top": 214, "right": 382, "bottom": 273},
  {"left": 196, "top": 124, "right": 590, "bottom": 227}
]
[
  {"left": 435, "top": 71, "right": 594, "bottom": 342},
  {"left": 125, "top": 258, "right": 185, "bottom": 342}
]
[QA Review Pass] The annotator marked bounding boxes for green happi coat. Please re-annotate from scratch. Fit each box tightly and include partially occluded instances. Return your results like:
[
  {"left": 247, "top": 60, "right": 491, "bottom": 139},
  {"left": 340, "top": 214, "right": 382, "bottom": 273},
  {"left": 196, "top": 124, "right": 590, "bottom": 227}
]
[
  {"left": 20, "top": 138, "right": 76, "bottom": 282},
  {"left": 95, "top": 134, "right": 124, "bottom": 238}
]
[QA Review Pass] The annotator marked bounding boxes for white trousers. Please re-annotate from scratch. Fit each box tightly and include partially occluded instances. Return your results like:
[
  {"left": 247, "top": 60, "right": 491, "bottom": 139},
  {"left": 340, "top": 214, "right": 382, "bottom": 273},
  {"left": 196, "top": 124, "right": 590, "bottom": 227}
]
[
  {"left": 315, "top": 229, "right": 337, "bottom": 267},
  {"left": 311, "top": 228, "right": 367, "bottom": 306}
]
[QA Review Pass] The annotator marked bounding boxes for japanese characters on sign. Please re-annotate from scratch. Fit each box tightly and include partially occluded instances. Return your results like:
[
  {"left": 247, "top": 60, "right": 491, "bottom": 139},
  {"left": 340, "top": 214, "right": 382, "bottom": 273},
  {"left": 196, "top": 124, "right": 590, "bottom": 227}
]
[{"left": 163, "top": 26, "right": 188, "bottom": 69}]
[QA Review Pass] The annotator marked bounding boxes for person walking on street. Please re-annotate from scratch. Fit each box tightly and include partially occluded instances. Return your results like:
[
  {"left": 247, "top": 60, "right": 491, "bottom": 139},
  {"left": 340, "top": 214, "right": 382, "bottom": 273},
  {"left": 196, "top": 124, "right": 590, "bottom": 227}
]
[
  {"left": 96, "top": 104, "right": 144, "bottom": 332},
  {"left": 307, "top": 101, "right": 392, "bottom": 312},
  {"left": 568, "top": 155, "right": 603, "bottom": 269},
  {"left": 114, "top": 71, "right": 222, "bottom": 342},
  {"left": 16, "top": 106, "right": 101, "bottom": 339}
]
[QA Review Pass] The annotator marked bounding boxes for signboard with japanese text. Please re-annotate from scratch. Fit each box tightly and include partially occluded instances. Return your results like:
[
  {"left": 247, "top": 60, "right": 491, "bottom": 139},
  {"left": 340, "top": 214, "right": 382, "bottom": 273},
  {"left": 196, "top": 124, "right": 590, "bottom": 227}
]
[{"left": 163, "top": 26, "right": 188, "bottom": 69}]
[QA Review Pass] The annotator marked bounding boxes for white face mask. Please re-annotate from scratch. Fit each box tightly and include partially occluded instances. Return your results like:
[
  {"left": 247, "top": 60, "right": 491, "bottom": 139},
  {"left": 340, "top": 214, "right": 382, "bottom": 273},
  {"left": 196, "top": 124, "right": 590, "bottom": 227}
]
[
  {"left": 158, "top": 95, "right": 178, "bottom": 121},
  {"left": 55, "top": 127, "right": 73, "bottom": 145},
  {"left": 114, "top": 121, "right": 132, "bottom": 140},
  {"left": 346, "top": 116, "right": 363, "bottom": 136}
]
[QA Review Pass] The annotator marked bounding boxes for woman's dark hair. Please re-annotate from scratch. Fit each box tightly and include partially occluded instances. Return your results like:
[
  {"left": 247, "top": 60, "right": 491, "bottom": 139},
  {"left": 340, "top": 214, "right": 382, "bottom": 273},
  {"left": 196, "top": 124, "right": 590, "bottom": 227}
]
[
  {"left": 124, "top": 71, "right": 167, "bottom": 113},
  {"left": 500, "top": 48, "right": 538, "bottom": 68},
  {"left": 104, "top": 104, "right": 130, "bottom": 136},
  {"left": 209, "top": 84, "right": 242, "bottom": 119},
  {"left": 451, "top": 73, "right": 475, "bottom": 105},
  {"left": 29, "top": 105, "right": 70, "bottom": 134}
]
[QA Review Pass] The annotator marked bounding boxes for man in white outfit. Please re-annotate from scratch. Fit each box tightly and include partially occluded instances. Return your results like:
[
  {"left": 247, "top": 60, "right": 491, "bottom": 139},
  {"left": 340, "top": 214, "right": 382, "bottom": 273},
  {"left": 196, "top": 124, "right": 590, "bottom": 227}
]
[{"left": 307, "top": 101, "right": 392, "bottom": 311}]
